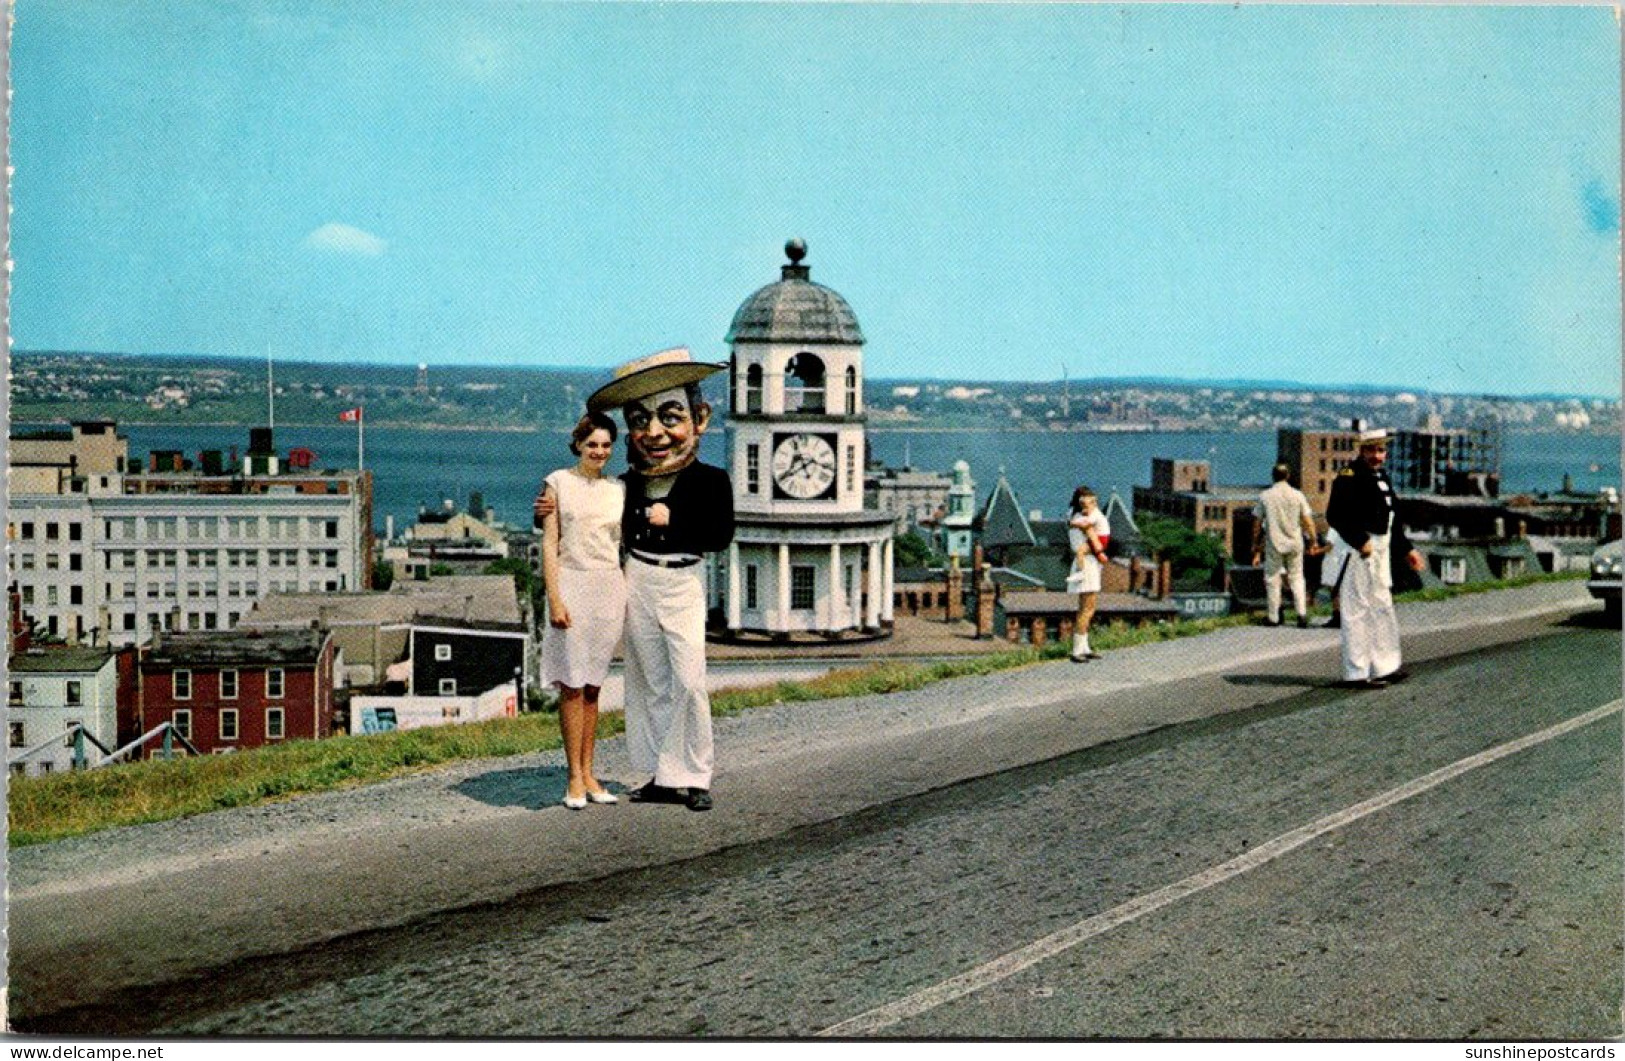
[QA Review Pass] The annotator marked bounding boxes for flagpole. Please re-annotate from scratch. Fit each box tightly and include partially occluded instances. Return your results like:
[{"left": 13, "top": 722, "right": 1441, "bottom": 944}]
[{"left": 358, "top": 407, "right": 365, "bottom": 474}]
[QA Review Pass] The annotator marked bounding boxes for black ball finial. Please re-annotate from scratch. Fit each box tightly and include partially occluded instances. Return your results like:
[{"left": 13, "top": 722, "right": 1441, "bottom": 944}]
[{"left": 785, "top": 238, "right": 807, "bottom": 264}]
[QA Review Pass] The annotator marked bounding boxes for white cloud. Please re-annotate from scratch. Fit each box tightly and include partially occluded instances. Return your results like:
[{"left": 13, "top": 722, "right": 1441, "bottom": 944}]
[{"left": 303, "top": 223, "right": 388, "bottom": 257}]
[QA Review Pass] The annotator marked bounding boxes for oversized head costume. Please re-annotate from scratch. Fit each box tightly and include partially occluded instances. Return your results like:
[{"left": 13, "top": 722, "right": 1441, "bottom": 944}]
[{"left": 586, "top": 347, "right": 726, "bottom": 477}]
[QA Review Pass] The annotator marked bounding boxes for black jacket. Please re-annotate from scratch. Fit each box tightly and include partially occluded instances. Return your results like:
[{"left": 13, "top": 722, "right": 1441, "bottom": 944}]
[
  {"left": 621, "top": 462, "right": 735, "bottom": 556},
  {"left": 1327, "top": 458, "right": 1413, "bottom": 556}
]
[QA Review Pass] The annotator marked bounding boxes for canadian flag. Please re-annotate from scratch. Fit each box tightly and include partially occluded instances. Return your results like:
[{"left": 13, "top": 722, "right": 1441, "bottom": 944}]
[{"left": 338, "top": 407, "right": 362, "bottom": 422}]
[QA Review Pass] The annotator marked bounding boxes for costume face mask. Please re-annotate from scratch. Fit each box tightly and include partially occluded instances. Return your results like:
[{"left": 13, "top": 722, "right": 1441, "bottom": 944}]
[{"left": 624, "top": 385, "right": 710, "bottom": 476}]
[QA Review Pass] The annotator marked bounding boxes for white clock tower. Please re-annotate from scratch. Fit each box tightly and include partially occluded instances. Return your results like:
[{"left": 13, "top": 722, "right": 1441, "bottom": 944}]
[{"left": 720, "top": 240, "right": 894, "bottom": 639}]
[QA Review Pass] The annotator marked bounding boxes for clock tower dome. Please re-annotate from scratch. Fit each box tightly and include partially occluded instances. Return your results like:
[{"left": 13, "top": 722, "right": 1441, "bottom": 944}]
[{"left": 719, "top": 240, "right": 894, "bottom": 638}]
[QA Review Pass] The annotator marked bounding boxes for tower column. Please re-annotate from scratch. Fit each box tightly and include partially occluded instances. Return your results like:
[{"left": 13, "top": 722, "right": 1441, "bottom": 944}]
[
  {"left": 865, "top": 540, "right": 882, "bottom": 630},
  {"left": 881, "top": 536, "right": 894, "bottom": 623},
  {"left": 828, "top": 542, "right": 842, "bottom": 632},
  {"left": 727, "top": 541, "right": 742, "bottom": 631},
  {"left": 778, "top": 542, "right": 791, "bottom": 633}
]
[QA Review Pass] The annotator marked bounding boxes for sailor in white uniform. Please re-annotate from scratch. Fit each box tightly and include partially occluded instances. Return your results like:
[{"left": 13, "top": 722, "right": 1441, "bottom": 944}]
[{"left": 1325, "top": 428, "right": 1425, "bottom": 687}]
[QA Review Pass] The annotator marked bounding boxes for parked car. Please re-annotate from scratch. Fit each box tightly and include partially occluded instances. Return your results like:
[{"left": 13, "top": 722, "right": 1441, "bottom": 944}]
[{"left": 1587, "top": 538, "right": 1620, "bottom": 616}]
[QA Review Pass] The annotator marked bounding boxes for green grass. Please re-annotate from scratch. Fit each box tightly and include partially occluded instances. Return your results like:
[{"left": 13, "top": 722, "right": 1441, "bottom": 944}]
[{"left": 7, "top": 570, "right": 1587, "bottom": 846}]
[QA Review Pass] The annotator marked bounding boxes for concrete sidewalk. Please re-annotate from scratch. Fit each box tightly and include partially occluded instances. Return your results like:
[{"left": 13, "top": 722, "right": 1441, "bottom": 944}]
[{"left": 7, "top": 580, "right": 1601, "bottom": 1023}]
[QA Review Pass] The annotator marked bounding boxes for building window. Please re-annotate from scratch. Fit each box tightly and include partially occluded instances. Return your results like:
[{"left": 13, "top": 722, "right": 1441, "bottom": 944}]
[
  {"left": 435, "top": 643, "right": 452, "bottom": 661},
  {"left": 9, "top": 721, "right": 24, "bottom": 747},
  {"left": 46, "top": 522, "right": 60, "bottom": 541},
  {"left": 746, "top": 445, "right": 760, "bottom": 495},
  {"left": 69, "top": 522, "right": 83, "bottom": 541},
  {"left": 221, "top": 669, "right": 239, "bottom": 699},
  {"left": 70, "top": 586, "right": 84, "bottom": 606},
  {"left": 172, "top": 710, "right": 192, "bottom": 740},
  {"left": 220, "top": 710, "right": 239, "bottom": 742},
  {"left": 174, "top": 669, "right": 192, "bottom": 700},
  {"left": 439, "top": 678, "right": 458, "bottom": 696},
  {"left": 326, "top": 520, "right": 339, "bottom": 539},
  {"left": 8, "top": 680, "right": 22, "bottom": 705},
  {"left": 846, "top": 445, "right": 857, "bottom": 494},
  {"left": 64, "top": 719, "right": 83, "bottom": 748},
  {"left": 266, "top": 708, "right": 285, "bottom": 740},
  {"left": 66, "top": 680, "right": 82, "bottom": 706},
  {"left": 791, "top": 565, "right": 816, "bottom": 610},
  {"left": 845, "top": 366, "right": 858, "bottom": 415},
  {"left": 745, "top": 564, "right": 759, "bottom": 610},
  {"left": 20, "top": 522, "right": 34, "bottom": 540},
  {"left": 1438, "top": 557, "right": 1467, "bottom": 585},
  {"left": 266, "top": 669, "right": 285, "bottom": 699},
  {"left": 123, "top": 613, "right": 137, "bottom": 631},
  {"left": 70, "top": 553, "right": 83, "bottom": 571}
]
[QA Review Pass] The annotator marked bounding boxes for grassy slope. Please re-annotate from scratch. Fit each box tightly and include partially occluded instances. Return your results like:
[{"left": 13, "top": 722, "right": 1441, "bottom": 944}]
[{"left": 7, "top": 572, "right": 1587, "bottom": 846}]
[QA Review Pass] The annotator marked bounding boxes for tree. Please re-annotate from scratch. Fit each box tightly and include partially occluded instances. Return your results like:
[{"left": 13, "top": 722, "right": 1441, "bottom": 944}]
[
  {"left": 483, "top": 556, "right": 541, "bottom": 602},
  {"left": 893, "top": 529, "right": 941, "bottom": 568},
  {"left": 1135, "top": 515, "right": 1226, "bottom": 587},
  {"left": 371, "top": 559, "right": 395, "bottom": 591}
]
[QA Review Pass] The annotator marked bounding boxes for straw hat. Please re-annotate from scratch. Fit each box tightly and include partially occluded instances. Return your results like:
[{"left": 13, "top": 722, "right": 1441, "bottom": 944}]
[
  {"left": 586, "top": 347, "right": 727, "bottom": 413},
  {"left": 1357, "top": 427, "right": 1390, "bottom": 447}
]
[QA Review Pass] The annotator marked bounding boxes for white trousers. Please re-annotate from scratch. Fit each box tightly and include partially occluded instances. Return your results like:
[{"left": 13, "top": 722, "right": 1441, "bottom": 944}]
[
  {"left": 1333, "top": 533, "right": 1402, "bottom": 681},
  {"left": 623, "top": 558, "right": 714, "bottom": 789},
  {"left": 1263, "top": 543, "right": 1307, "bottom": 622}
]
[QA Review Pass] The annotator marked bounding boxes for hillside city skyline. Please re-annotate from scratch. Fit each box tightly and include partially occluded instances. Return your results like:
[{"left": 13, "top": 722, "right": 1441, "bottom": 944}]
[{"left": 11, "top": 351, "right": 1619, "bottom": 441}]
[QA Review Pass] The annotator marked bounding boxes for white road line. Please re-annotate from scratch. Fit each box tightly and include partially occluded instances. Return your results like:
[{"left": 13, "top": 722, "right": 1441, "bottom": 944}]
[{"left": 818, "top": 699, "right": 1623, "bottom": 1038}]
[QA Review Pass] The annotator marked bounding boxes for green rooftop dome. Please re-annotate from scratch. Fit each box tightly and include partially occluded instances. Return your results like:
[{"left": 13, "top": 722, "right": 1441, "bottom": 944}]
[{"left": 725, "top": 239, "right": 866, "bottom": 345}]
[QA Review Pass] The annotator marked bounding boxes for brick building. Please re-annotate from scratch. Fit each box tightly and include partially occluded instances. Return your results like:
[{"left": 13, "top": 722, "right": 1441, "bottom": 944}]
[{"left": 138, "top": 628, "right": 336, "bottom": 756}]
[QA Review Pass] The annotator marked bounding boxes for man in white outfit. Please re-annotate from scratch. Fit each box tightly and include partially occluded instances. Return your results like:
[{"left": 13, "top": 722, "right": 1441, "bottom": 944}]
[
  {"left": 1253, "top": 463, "right": 1318, "bottom": 628},
  {"left": 1325, "top": 428, "right": 1425, "bottom": 688},
  {"left": 548, "top": 348, "right": 735, "bottom": 811}
]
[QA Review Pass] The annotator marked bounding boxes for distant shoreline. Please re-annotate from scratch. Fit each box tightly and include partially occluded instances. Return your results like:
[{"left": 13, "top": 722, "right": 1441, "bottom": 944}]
[{"left": 11, "top": 417, "right": 1621, "bottom": 439}]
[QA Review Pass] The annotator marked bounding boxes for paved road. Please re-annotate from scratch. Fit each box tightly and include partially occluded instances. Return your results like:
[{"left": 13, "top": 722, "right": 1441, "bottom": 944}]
[{"left": 16, "top": 595, "right": 1619, "bottom": 1038}]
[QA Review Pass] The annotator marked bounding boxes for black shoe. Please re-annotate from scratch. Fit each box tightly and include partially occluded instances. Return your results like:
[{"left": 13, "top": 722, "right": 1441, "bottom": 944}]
[
  {"left": 1296, "top": 615, "right": 1310, "bottom": 629},
  {"left": 1262, "top": 618, "right": 1281, "bottom": 628},
  {"left": 1321, "top": 615, "right": 1341, "bottom": 629},
  {"left": 1069, "top": 653, "right": 1089, "bottom": 663},
  {"left": 1085, "top": 651, "right": 1103, "bottom": 661},
  {"left": 684, "top": 788, "right": 713, "bottom": 812},
  {"left": 1379, "top": 669, "right": 1410, "bottom": 684},
  {"left": 629, "top": 781, "right": 683, "bottom": 804},
  {"left": 1342, "top": 677, "right": 1387, "bottom": 690}
]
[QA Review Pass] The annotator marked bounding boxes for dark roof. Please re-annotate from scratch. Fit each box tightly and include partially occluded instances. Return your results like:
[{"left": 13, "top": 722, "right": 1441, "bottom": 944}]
[
  {"left": 977, "top": 475, "right": 1037, "bottom": 549},
  {"left": 892, "top": 565, "right": 942, "bottom": 585},
  {"left": 1029, "top": 519, "right": 1072, "bottom": 549},
  {"left": 145, "top": 628, "right": 328, "bottom": 668},
  {"left": 8, "top": 646, "right": 116, "bottom": 673},
  {"left": 999, "top": 548, "right": 1073, "bottom": 592},
  {"left": 1103, "top": 491, "right": 1144, "bottom": 554},
  {"left": 726, "top": 248, "right": 865, "bottom": 345}
]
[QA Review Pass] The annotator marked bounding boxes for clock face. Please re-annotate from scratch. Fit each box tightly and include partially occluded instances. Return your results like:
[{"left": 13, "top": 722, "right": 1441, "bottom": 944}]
[{"left": 772, "top": 433, "right": 837, "bottom": 500}]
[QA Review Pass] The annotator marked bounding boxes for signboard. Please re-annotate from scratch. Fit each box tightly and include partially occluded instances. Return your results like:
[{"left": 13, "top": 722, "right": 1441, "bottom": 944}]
[{"left": 1172, "top": 592, "right": 1231, "bottom": 619}]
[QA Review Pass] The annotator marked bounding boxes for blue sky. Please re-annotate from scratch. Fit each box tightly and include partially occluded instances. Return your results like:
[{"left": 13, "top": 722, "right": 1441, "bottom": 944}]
[{"left": 11, "top": 2, "right": 1621, "bottom": 397}]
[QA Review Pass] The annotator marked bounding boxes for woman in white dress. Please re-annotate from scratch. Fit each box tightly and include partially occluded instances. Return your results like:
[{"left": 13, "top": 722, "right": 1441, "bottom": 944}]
[
  {"left": 1066, "top": 485, "right": 1111, "bottom": 663},
  {"left": 537, "top": 413, "right": 627, "bottom": 810}
]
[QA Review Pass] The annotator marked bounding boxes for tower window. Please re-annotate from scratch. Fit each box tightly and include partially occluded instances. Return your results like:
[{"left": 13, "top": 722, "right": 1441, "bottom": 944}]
[
  {"left": 785, "top": 353, "right": 826, "bottom": 413},
  {"left": 744, "top": 364, "right": 763, "bottom": 414},
  {"left": 845, "top": 366, "right": 858, "bottom": 415}
]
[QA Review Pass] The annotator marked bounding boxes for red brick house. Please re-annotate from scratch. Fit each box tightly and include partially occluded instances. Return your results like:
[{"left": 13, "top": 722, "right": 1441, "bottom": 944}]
[{"left": 138, "top": 629, "right": 336, "bottom": 756}]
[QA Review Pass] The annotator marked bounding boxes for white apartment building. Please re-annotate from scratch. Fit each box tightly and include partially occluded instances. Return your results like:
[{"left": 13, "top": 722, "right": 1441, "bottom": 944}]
[
  {"left": 7, "top": 645, "right": 119, "bottom": 776},
  {"left": 7, "top": 422, "right": 372, "bottom": 648}
]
